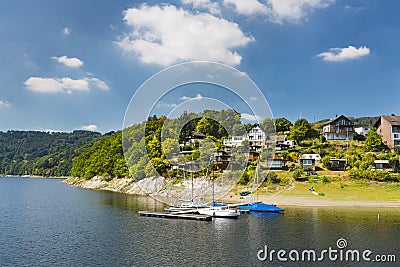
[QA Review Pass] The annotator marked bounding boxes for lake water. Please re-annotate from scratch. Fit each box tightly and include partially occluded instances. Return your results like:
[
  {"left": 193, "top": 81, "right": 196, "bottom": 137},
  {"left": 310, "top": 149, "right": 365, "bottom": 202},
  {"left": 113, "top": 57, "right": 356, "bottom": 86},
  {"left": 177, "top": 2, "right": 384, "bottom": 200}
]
[{"left": 0, "top": 177, "right": 399, "bottom": 266}]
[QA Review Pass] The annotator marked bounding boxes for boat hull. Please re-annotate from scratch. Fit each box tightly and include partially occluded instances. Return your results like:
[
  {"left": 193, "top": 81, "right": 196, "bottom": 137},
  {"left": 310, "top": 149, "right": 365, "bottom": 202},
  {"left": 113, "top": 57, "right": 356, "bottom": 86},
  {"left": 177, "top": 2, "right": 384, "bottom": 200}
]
[
  {"left": 198, "top": 207, "right": 240, "bottom": 218},
  {"left": 237, "top": 202, "right": 284, "bottom": 213}
]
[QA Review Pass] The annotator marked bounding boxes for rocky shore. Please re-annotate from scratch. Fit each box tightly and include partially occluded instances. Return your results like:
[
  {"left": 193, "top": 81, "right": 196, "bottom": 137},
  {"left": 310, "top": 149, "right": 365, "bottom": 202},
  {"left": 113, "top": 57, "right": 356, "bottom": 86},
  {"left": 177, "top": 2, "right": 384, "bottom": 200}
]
[{"left": 63, "top": 176, "right": 146, "bottom": 195}]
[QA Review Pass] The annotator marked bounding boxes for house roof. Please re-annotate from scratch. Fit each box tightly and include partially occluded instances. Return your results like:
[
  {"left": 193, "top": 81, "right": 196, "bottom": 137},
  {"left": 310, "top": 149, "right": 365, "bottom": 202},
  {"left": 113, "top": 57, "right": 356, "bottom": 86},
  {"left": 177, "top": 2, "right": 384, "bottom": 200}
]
[
  {"left": 191, "top": 131, "right": 206, "bottom": 138},
  {"left": 300, "top": 154, "right": 321, "bottom": 159},
  {"left": 323, "top": 115, "right": 353, "bottom": 126},
  {"left": 374, "top": 115, "right": 400, "bottom": 128}
]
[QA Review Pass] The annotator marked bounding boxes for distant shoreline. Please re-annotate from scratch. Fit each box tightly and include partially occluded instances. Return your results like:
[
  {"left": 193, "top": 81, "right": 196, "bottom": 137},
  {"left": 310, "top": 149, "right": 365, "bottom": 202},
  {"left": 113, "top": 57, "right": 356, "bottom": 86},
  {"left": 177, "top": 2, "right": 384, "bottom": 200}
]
[{"left": 1, "top": 175, "right": 67, "bottom": 179}]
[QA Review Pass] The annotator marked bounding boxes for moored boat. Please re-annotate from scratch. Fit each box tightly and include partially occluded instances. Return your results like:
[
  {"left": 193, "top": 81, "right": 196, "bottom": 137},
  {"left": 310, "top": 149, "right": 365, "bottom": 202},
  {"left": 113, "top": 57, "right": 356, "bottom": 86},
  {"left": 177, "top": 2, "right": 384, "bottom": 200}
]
[
  {"left": 197, "top": 206, "right": 240, "bottom": 218},
  {"left": 237, "top": 202, "right": 284, "bottom": 213}
]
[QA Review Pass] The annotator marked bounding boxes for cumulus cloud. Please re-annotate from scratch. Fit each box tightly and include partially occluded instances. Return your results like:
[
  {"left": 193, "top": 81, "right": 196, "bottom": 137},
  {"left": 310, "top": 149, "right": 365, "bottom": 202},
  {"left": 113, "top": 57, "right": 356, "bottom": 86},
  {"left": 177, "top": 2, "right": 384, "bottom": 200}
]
[
  {"left": 317, "top": 46, "right": 370, "bottom": 62},
  {"left": 117, "top": 4, "right": 253, "bottom": 66},
  {"left": 51, "top": 55, "right": 84, "bottom": 68},
  {"left": 179, "top": 94, "right": 204, "bottom": 100},
  {"left": 181, "top": 0, "right": 221, "bottom": 14},
  {"left": 88, "top": 77, "right": 110, "bottom": 90},
  {"left": 241, "top": 113, "right": 263, "bottom": 121},
  {"left": 223, "top": 0, "right": 267, "bottom": 16},
  {"left": 0, "top": 100, "right": 11, "bottom": 108},
  {"left": 223, "top": 0, "right": 334, "bottom": 23},
  {"left": 63, "top": 27, "right": 71, "bottom": 36},
  {"left": 81, "top": 124, "right": 98, "bottom": 131},
  {"left": 24, "top": 77, "right": 88, "bottom": 94},
  {"left": 24, "top": 76, "right": 109, "bottom": 94}
]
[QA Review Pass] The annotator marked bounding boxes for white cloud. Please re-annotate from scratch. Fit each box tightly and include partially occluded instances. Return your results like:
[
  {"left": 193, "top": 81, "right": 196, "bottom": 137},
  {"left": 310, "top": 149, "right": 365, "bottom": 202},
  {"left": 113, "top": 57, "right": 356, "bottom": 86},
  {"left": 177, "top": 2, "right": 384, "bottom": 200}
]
[
  {"left": 317, "top": 46, "right": 370, "bottom": 62},
  {"left": 266, "top": 0, "right": 334, "bottom": 22},
  {"left": 223, "top": 0, "right": 334, "bottom": 23},
  {"left": 63, "top": 27, "right": 71, "bottom": 36},
  {"left": 223, "top": 0, "right": 267, "bottom": 16},
  {"left": 156, "top": 101, "right": 178, "bottom": 108},
  {"left": 24, "top": 76, "right": 109, "bottom": 94},
  {"left": 179, "top": 93, "right": 204, "bottom": 100},
  {"left": 51, "top": 55, "right": 84, "bottom": 68},
  {"left": 181, "top": 0, "right": 221, "bottom": 15},
  {"left": 117, "top": 4, "right": 253, "bottom": 66},
  {"left": 0, "top": 100, "right": 11, "bottom": 108},
  {"left": 24, "top": 77, "right": 89, "bottom": 94},
  {"left": 241, "top": 113, "right": 263, "bottom": 121},
  {"left": 88, "top": 77, "right": 110, "bottom": 90},
  {"left": 81, "top": 124, "right": 98, "bottom": 131}
]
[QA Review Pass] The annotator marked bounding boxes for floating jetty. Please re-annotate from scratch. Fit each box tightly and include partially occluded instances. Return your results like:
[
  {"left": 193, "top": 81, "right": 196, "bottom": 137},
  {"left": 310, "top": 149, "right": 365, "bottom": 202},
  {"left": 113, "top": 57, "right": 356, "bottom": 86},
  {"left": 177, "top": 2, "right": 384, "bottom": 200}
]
[{"left": 138, "top": 211, "right": 212, "bottom": 221}]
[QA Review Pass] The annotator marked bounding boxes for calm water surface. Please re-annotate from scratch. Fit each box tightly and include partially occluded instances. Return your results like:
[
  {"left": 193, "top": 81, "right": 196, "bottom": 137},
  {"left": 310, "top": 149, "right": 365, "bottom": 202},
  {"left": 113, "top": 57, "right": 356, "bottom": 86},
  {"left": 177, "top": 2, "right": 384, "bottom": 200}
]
[{"left": 0, "top": 177, "right": 399, "bottom": 266}]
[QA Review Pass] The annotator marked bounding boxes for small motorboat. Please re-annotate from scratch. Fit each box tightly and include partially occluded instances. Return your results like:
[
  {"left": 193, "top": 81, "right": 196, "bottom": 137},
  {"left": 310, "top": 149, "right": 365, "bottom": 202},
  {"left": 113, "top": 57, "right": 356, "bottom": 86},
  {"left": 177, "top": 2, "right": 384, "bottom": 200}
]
[{"left": 197, "top": 206, "right": 240, "bottom": 218}]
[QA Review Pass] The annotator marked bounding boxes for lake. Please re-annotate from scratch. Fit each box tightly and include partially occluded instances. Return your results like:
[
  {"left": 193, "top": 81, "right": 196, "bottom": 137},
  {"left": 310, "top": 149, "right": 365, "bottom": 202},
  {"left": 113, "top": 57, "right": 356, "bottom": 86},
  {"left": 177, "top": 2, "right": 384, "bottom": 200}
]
[{"left": 0, "top": 177, "right": 399, "bottom": 266}]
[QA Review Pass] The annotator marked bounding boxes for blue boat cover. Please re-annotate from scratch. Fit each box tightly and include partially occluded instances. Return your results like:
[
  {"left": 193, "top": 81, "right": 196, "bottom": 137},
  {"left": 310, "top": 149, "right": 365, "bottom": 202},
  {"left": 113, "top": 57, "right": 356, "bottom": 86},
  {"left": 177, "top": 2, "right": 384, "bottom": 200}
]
[{"left": 237, "top": 202, "right": 284, "bottom": 212}]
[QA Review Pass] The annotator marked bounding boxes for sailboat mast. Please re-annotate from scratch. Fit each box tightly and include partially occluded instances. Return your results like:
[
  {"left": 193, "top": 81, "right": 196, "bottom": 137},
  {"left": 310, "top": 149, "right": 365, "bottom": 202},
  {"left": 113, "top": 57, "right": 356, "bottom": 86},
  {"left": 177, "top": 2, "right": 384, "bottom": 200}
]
[
  {"left": 212, "top": 157, "right": 215, "bottom": 205},
  {"left": 191, "top": 160, "right": 194, "bottom": 203},
  {"left": 256, "top": 163, "right": 259, "bottom": 202}
]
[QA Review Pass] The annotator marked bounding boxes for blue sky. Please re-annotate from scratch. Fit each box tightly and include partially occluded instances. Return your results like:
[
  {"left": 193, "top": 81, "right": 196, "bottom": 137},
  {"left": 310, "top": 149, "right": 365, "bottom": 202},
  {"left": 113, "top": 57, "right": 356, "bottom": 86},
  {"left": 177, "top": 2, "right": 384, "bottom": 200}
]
[{"left": 0, "top": 0, "right": 399, "bottom": 133}]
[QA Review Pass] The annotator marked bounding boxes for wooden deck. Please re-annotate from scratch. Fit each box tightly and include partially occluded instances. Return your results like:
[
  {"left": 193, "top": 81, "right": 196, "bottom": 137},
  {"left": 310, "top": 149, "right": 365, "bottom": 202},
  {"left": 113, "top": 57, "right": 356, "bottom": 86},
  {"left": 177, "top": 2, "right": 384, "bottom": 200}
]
[{"left": 138, "top": 211, "right": 212, "bottom": 221}]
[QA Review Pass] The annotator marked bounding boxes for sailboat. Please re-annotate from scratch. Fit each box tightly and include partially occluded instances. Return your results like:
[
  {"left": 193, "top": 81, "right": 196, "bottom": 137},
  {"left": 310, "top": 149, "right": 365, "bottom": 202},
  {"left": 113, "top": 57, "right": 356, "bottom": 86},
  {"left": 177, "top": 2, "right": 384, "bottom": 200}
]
[
  {"left": 237, "top": 164, "right": 284, "bottom": 213},
  {"left": 197, "top": 153, "right": 240, "bottom": 218},
  {"left": 165, "top": 161, "right": 207, "bottom": 214}
]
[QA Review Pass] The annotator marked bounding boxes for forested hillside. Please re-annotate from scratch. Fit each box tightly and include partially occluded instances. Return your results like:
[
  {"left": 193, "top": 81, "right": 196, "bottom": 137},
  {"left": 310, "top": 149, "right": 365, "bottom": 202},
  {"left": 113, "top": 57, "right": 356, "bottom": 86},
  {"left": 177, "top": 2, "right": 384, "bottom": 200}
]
[
  {"left": 70, "top": 131, "right": 130, "bottom": 179},
  {"left": 0, "top": 130, "right": 102, "bottom": 176}
]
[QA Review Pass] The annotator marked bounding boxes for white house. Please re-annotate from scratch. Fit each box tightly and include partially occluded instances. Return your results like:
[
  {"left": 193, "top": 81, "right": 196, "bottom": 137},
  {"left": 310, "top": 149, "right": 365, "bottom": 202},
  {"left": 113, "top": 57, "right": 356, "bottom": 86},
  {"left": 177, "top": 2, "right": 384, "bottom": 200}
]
[
  {"left": 300, "top": 154, "right": 321, "bottom": 163},
  {"left": 355, "top": 127, "right": 370, "bottom": 136},
  {"left": 223, "top": 125, "right": 268, "bottom": 152},
  {"left": 223, "top": 136, "right": 246, "bottom": 147},
  {"left": 322, "top": 115, "right": 354, "bottom": 141}
]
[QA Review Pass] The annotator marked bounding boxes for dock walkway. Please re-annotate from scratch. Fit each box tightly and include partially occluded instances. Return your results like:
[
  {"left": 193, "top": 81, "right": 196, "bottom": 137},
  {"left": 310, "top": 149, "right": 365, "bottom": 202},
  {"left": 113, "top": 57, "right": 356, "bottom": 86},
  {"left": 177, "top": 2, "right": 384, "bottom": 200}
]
[{"left": 138, "top": 211, "right": 212, "bottom": 221}]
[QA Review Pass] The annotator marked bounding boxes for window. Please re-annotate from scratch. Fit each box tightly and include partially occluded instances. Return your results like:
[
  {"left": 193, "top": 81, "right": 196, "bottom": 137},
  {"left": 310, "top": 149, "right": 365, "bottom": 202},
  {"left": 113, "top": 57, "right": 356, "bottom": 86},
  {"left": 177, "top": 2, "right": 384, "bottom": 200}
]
[{"left": 394, "top": 134, "right": 399, "bottom": 139}]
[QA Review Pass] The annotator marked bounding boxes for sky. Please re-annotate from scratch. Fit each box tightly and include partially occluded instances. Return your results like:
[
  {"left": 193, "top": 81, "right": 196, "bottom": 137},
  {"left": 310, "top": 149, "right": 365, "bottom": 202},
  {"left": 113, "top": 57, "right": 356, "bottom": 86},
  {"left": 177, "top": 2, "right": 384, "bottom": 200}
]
[{"left": 0, "top": 0, "right": 399, "bottom": 133}]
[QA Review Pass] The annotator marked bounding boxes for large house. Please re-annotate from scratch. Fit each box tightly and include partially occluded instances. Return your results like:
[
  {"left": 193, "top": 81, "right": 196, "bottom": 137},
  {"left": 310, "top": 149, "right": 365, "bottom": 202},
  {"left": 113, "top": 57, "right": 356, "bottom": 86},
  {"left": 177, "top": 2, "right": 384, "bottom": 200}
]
[
  {"left": 322, "top": 115, "right": 354, "bottom": 141},
  {"left": 223, "top": 125, "right": 267, "bottom": 152},
  {"left": 374, "top": 115, "right": 400, "bottom": 151},
  {"left": 246, "top": 125, "right": 267, "bottom": 152}
]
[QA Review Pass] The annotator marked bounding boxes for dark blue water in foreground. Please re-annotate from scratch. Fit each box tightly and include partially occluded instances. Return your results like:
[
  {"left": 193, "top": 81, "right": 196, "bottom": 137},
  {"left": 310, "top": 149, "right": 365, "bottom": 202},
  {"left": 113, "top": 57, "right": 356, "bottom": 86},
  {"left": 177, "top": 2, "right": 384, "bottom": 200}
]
[{"left": 0, "top": 177, "right": 399, "bottom": 266}]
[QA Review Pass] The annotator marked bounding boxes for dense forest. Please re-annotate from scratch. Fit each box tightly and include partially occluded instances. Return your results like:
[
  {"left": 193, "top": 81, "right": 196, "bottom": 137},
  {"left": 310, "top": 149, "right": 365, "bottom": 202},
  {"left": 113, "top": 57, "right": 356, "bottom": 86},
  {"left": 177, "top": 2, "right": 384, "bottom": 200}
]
[{"left": 0, "top": 130, "right": 102, "bottom": 176}]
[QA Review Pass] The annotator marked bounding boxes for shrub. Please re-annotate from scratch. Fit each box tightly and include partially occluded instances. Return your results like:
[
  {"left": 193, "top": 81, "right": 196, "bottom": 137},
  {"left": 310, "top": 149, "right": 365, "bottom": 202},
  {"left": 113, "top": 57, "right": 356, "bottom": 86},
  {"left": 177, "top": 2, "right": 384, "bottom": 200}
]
[
  {"left": 293, "top": 168, "right": 304, "bottom": 180},
  {"left": 280, "top": 177, "right": 290, "bottom": 186},
  {"left": 321, "top": 156, "right": 332, "bottom": 170},
  {"left": 322, "top": 176, "right": 330, "bottom": 183},
  {"left": 268, "top": 172, "right": 280, "bottom": 183}
]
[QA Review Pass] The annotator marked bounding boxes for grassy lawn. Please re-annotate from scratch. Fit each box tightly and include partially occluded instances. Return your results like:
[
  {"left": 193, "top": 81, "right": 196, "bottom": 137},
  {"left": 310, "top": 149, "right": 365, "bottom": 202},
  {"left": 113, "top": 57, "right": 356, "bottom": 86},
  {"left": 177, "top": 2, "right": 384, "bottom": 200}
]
[{"left": 280, "top": 179, "right": 400, "bottom": 201}]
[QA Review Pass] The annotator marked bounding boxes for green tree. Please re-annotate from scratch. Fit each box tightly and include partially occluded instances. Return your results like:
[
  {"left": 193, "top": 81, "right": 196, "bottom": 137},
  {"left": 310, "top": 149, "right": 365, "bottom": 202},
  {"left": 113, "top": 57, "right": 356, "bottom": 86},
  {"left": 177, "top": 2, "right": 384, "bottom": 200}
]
[
  {"left": 274, "top": 118, "right": 292, "bottom": 132},
  {"left": 261, "top": 118, "right": 276, "bottom": 135},
  {"left": 146, "top": 138, "right": 162, "bottom": 159},
  {"left": 289, "top": 118, "right": 318, "bottom": 144},
  {"left": 364, "top": 129, "right": 385, "bottom": 152},
  {"left": 321, "top": 156, "right": 333, "bottom": 170},
  {"left": 161, "top": 138, "right": 179, "bottom": 158}
]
